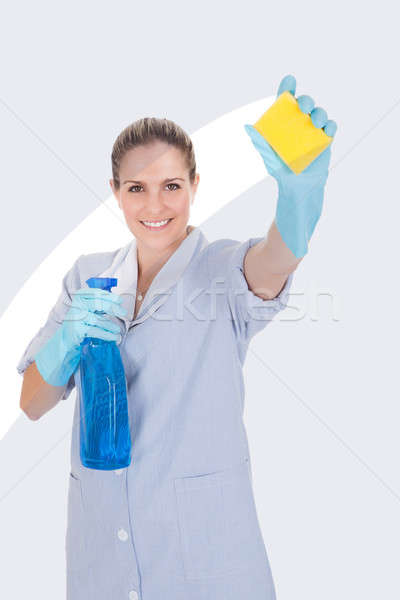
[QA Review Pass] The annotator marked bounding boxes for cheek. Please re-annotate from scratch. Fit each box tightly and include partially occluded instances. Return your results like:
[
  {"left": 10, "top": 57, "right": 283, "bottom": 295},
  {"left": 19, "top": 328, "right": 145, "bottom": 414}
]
[
  {"left": 166, "top": 193, "right": 191, "bottom": 215},
  {"left": 119, "top": 197, "right": 140, "bottom": 216}
]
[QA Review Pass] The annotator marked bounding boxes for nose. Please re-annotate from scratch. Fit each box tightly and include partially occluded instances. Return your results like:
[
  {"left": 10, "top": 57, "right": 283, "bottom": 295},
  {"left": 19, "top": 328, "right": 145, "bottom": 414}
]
[{"left": 145, "top": 190, "right": 167, "bottom": 213}]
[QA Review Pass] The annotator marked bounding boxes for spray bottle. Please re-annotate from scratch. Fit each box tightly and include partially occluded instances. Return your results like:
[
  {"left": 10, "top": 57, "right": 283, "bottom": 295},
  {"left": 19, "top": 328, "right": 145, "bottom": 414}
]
[{"left": 79, "top": 277, "right": 131, "bottom": 470}]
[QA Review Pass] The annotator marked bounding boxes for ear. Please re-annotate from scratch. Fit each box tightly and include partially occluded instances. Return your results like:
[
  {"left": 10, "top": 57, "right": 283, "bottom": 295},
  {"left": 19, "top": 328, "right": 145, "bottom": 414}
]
[
  {"left": 109, "top": 179, "right": 122, "bottom": 210},
  {"left": 191, "top": 173, "right": 200, "bottom": 203}
]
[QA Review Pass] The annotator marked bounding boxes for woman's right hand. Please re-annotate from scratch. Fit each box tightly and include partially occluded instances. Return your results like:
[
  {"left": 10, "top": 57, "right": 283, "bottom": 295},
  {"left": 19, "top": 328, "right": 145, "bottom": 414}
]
[
  {"left": 62, "top": 287, "right": 128, "bottom": 348},
  {"left": 34, "top": 287, "right": 128, "bottom": 387}
]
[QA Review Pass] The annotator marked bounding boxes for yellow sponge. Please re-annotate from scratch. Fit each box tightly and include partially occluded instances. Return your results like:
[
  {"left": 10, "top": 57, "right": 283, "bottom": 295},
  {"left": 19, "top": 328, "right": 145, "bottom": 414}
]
[{"left": 253, "top": 91, "right": 333, "bottom": 174}]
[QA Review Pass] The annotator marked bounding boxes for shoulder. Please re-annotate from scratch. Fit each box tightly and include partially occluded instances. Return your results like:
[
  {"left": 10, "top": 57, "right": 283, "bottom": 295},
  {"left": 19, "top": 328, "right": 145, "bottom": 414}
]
[
  {"left": 206, "top": 237, "right": 243, "bottom": 263},
  {"left": 206, "top": 237, "right": 259, "bottom": 278}
]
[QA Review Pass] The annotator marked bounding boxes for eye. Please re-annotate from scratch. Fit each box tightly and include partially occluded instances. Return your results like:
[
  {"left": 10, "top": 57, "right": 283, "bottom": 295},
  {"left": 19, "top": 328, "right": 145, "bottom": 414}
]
[
  {"left": 128, "top": 183, "right": 180, "bottom": 193},
  {"left": 166, "top": 183, "right": 180, "bottom": 191}
]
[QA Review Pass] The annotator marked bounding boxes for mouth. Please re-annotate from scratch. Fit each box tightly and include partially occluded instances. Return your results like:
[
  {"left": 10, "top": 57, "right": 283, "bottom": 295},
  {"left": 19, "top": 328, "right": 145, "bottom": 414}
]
[{"left": 139, "top": 218, "right": 174, "bottom": 231}]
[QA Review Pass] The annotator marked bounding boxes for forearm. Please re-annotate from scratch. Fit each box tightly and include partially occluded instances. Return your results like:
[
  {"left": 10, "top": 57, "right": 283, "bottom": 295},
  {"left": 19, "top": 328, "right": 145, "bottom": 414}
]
[
  {"left": 243, "top": 217, "right": 302, "bottom": 301},
  {"left": 257, "top": 218, "right": 304, "bottom": 275},
  {"left": 19, "top": 361, "right": 68, "bottom": 421}
]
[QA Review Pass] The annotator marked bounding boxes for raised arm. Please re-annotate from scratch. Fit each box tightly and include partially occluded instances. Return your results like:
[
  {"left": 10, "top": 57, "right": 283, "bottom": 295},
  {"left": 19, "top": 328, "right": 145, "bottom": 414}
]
[
  {"left": 243, "top": 219, "right": 302, "bottom": 300},
  {"left": 243, "top": 74, "right": 337, "bottom": 300}
]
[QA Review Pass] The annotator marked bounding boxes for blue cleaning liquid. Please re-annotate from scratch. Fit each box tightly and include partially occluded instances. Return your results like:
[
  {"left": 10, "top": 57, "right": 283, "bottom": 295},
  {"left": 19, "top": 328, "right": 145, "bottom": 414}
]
[{"left": 79, "top": 277, "right": 132, "bottom": 470}]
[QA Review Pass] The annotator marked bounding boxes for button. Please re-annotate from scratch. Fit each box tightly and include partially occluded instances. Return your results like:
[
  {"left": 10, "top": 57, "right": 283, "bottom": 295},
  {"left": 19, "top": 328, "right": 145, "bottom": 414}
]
[
  {"left": 117, "top": 528, "right": 129, "bottom": 542},
  {"left": 129, "top": 591, "right": 138, "bottom": 600},
  {"left": 115, "top": 469, "right": 123, "bottom": 475}
]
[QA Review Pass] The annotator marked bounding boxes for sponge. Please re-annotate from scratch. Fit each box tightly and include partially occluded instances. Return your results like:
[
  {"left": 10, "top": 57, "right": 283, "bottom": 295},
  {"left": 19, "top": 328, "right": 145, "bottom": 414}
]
[{"left": 253, "top": 91, "right": 333, "bottom": 175}]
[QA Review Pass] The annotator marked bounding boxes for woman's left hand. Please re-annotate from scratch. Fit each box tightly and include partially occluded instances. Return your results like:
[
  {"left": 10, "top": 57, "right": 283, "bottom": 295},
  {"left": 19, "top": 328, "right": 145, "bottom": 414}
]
[{"left": 244, "top": 74, "right": 338, "bottom": 258}]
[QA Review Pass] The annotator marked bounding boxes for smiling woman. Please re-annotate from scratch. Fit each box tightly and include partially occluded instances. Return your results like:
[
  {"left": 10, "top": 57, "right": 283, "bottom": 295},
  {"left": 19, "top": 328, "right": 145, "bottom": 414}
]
[{"left": 17, "top": 114, "right": 294, "bottom": 600}]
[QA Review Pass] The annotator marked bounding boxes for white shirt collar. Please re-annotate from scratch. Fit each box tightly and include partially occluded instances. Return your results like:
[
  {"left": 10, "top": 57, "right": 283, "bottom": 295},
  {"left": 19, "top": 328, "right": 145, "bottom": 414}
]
[{"left": 96, "top": 226, "right": 209, "bottom": 323}]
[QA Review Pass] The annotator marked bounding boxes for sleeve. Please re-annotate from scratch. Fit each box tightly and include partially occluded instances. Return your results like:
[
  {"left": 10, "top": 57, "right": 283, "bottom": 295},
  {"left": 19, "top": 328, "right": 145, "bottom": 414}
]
[
  {"left": 16, "top": 254, "right": 84, "bottom": 401},
  {"left": 224, "top": 237, "right": 294, "bottom": 347}
]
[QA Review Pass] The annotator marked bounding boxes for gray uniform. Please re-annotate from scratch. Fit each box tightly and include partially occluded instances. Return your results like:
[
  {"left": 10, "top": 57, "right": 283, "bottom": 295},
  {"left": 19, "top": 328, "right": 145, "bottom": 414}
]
[{"left": 17, "top": 226, "right": 294, "bottom": 600}]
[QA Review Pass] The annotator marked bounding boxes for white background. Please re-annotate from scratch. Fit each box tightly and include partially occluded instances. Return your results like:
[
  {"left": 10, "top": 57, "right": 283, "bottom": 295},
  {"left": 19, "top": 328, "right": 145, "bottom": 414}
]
[{"left": 1, "top": 1, "right": 399, "bottom": 598}]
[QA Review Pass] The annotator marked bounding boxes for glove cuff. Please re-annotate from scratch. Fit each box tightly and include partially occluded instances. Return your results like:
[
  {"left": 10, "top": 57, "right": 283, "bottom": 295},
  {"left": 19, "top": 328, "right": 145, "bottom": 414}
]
[
  {"left": 35, "top": 325, "right": 81, "bottom": 386},
  {"left": 276, "top": 183, "right": 325, "bottom": 259}
]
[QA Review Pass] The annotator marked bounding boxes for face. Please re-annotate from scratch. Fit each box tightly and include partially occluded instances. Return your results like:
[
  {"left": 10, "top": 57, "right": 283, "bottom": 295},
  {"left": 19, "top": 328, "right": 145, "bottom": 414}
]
[{"left": 110, "top": 141, "right": 199, "bottom": 251}]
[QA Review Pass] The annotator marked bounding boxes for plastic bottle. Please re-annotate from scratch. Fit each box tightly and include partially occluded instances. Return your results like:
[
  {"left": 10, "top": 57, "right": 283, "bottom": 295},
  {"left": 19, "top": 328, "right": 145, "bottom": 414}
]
[{"left": 79, "top": 277, "right": 131, "bottom": 470}]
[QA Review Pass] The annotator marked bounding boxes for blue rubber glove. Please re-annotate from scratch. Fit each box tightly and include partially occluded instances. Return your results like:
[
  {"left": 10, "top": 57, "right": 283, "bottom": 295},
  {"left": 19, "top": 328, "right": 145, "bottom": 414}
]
[
  {"left": 244, "top": 74, "right": 338, "bottom": 258},
  {"left": 35, "top": 287, "right": 127, "bottom": 386}
]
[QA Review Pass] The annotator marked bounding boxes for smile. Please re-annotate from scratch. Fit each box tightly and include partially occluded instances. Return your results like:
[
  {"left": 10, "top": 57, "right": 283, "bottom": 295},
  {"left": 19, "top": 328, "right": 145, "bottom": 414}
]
[{"left": 140, "top": 218, "right": 173, "bottom": 230}]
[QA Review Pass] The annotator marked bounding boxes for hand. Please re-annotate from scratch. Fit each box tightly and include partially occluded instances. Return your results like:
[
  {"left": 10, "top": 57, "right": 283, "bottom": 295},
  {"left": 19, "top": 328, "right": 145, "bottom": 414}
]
[
  {"left": 35, "top": 287, "right": 127, "bottom": 386},
  {"left": 244, "top": 74, "right": 338, "bottom": 258},
  {"left": 62, "top": 287, "right": 127, "bottom": 346}
]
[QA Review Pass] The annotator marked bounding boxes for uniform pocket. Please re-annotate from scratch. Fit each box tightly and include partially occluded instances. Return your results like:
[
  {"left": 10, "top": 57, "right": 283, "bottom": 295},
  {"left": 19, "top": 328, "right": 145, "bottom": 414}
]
[
  {"left": 66, "top": 472, "right": 88, "bottom": 573},
  {"left": 174, "top": 457, "right": 266, "bottom": 580}
]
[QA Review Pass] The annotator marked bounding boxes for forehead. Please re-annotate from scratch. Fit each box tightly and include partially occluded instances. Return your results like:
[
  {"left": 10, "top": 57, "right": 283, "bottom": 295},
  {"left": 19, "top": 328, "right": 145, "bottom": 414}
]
[{"left": 119, "top": 142, "right": 186, "bottom": 180}]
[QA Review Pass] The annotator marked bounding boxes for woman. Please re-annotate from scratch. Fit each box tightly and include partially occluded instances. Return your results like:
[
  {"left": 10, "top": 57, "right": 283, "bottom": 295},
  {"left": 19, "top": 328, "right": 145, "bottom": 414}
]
[{"left": 18, "top": 75, "right": 336, "bottom": 599}]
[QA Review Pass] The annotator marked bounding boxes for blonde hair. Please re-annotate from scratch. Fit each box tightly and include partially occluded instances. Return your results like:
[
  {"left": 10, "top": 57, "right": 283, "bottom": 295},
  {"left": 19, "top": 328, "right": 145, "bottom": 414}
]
[{"left": 111, "top": 117, "right": 197, "bottom": 190}]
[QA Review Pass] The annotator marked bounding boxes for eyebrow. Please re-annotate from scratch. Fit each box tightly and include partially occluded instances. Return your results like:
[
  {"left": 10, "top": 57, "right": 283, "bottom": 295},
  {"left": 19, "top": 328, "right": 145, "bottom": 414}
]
[{"left": 122, "top": 177, "right": 185, "bottom": 185}]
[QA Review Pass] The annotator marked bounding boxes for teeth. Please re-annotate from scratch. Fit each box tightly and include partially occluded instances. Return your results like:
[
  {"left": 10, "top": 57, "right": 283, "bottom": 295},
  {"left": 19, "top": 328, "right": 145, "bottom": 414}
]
[{"left": 142, "top": 219, "right": 170, "bottom": 227}]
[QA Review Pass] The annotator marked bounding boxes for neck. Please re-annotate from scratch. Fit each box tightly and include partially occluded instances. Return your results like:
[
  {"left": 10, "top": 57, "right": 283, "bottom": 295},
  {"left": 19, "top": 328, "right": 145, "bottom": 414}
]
[{"left": 136, "top": 225, "right": 193, "bottom": 285}]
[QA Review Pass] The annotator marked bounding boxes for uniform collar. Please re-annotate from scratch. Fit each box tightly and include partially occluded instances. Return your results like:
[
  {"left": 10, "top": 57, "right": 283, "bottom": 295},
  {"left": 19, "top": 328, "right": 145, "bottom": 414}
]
[{"left": 96, "top": 226, "right": 209, "bottom": 324}]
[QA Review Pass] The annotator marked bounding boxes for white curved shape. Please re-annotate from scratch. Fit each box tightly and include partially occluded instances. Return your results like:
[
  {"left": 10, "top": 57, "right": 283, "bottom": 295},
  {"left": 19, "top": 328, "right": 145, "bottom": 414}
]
[{"left": 2, "top": 95, "right": 274, "bottom": 441}]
